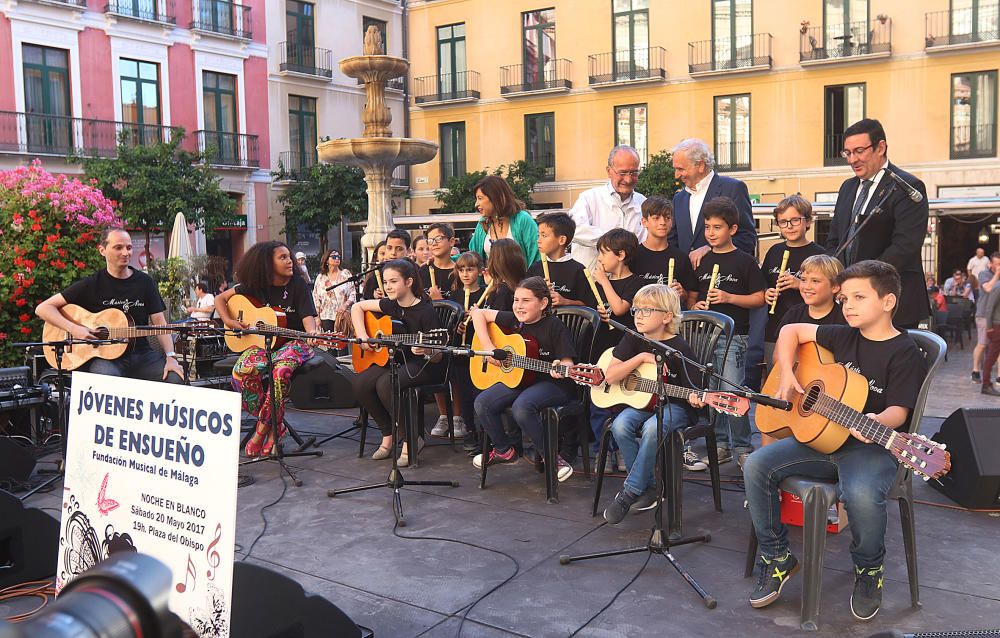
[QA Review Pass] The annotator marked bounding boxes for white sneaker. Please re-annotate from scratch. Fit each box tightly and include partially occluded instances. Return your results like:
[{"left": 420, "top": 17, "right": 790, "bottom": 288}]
[
  {"left": 452, "top": 415, "right": 467, "bottom": 437},
  {"left": 683, "top": 446, "right": 708, "bottom": 471},
  {"left": 556, "top": 456, "right": 574, "bottom": 482},
  {"left": 429, "top": 415, "right": 450, "bottom": 437}
]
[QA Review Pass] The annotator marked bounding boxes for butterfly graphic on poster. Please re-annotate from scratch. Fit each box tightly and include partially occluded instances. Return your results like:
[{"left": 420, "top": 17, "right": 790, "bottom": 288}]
[{"left": 96, "top": 473, "right": 120, "bottom": 515}]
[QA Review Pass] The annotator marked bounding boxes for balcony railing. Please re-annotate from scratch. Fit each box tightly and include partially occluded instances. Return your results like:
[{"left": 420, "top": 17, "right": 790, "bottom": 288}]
[
  {"left": 194, "top": 130, "right": 259, "bottom": 168},
  {"left": 926, "top": 4, "right": 999, "bottom": 48},
  {"left": 952, "top": 124, "right": 997, "bottom": 159},
  {"left": 714, "top": 141, "right": 751, "bottom": 172},
  {"left": 824, "top": 132, "right": 847, "bottom": 167},
  {"left": 689, "top": 33, "right": 772, "bottom": 75},
  {"left": 499, "top": 59, "right": 572, "bottom": 95},
  {"left": 277, "top": 150, "right": 317, "bottom": 180},
  {"left": 105, "top": 0, "right": 176, "bottom": 25},
  {"left": 800, "top": 19, "right": 892, "bottom": 63},
  {"left": 588, "top": 47, "right": 666, "bottom": 85},
  {"left": 279, "top": 43, "right": 334, "bottom": 79},
  {"left": 391, "top": 165, "right": 408, "bottom": 188},
  {"left": 191, "top": 0, "right": 252, "bottom": 39},
  {"left": 0, "top": 111, "right": 177, "bottom": 158},
  {"left": 356, "top": 76, "right": 405, "bottom": 91},
  {"left": 414, "top": 71, "right": 480, "bottom": 105}
]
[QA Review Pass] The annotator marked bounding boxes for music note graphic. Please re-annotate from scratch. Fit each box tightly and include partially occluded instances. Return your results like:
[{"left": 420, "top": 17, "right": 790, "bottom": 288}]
[
  {"left": 205, "top": 523, "right": 222, "bottom": 581},
  {"left": 175, "top": 554, "right": 197, "bottom": 593},
  {"left": 96, "top": 473, "right": 120, "bottom": 515}
]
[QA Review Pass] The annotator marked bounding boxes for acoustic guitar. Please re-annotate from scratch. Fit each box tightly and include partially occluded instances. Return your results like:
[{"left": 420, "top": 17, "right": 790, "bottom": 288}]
[
  {"left": 41, "top": 304, "right": 205, "bottom": 371},
  {"left": 756, "top": 342, "right": 951, "bottom": 481},
  {"left": 351, "top": 311, "right": 449, "bottom": 373},
  {"left": 589, "top": 348, "right": 750, "bottom": 417},
  {"left": 469, "top": 323, "right": 604, "bottom": 390},
  {"left": 224, "top": 294, "right": 346, "bottom": 353}
]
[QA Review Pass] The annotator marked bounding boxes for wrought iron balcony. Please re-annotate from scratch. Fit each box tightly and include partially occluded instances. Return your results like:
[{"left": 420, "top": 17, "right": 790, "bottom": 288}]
[
  {"left": 194, "top": 130, "right": 259, "bottom": 168},
  {"left": 356, "top": 76, "right": 405, "bottom": 91},
  {"left": 414, "top": 71, "right": 480, "bottom": 105},
  {"left": 951, "top": 124, "right": 997, "bottom": 159},
  {"left": 105, "top": 0, "right": 176, "bottom": 25},
  {"left": 279, "top": 43, "right": 334, "bottom": 79},
  {"left": 688, "top": 33, "right": 772, "bottom": 75},
  {"left": 0, "top": 111, "right": 178, "bottom": 158},
  {"left": 800, "top": 19, "right": 891, "bottom": 64},
  {"left": 499, "top": 59, "right": 572, "bottom": 95},
  {"left": 191, "top": 0, "right": 252, "bottom": 40},
  {"left": 588, "top": 47, "right": 666, "bottom": 86},
  {"left": 714, "top": 141, "right": 751, "bottom": 172},
  {"left": 276, "top": 150, "right": 317, "bottom": 181},
  {"left": 926, "top": 4, "right": 1000, "bottom": 48}
]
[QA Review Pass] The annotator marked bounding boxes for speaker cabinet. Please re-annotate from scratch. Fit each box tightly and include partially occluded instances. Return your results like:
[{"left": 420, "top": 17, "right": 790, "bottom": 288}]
[{"left": 931, "top": 408, "right": 1000, "bottom": 509}]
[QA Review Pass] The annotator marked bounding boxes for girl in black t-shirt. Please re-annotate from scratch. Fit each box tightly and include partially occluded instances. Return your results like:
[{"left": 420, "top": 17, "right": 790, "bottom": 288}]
[
  {"left": 481, "top": 238, "right": 526, "bottom": 312},
  {"left": 469, "top": 277, "right": 577, "bottom": 482},
  {"left": 350, "top": 259, "right": 444, "bottom": 467},
  {"left": 216, "top": 241, "right": 319, "bottom": 458}
]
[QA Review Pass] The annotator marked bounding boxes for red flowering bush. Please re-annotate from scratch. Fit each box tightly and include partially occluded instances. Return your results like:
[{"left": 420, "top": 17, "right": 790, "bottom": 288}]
[{"left": 0, "top": 160, "right": 120, "bottom": 367}]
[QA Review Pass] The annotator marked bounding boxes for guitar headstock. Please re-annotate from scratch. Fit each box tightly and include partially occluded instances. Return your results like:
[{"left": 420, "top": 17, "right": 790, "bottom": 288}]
[
  {"left": 892, "top": 432, "right": 952, "bottom": 481},
  {"left": 704, "top": 392, "right": 751, "bottom": 417},
  {"left": 567, "top": 364, "right": 605, "bottom": 387},
  {"left": 417, "top": 329, "right": 450, "bottom": 346}
]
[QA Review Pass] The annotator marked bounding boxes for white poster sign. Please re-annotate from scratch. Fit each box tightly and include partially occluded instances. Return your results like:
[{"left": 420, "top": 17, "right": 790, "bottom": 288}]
[{"left": 56, "top": 371, "right": 240, "bottom": 637}]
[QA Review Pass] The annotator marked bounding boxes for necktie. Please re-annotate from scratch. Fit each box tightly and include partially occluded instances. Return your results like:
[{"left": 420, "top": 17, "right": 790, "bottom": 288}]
[{"left": 846, "top": 179, "right": 872, "bottom": 265}]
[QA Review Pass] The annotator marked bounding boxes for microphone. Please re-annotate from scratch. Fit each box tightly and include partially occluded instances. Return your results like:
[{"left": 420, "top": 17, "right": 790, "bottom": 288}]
[
  {"left": 729, "top": 390, "right": 793, "bottom": 411},
  {"left": 885, "top": 168, "right": 923, "bottom": 203}
]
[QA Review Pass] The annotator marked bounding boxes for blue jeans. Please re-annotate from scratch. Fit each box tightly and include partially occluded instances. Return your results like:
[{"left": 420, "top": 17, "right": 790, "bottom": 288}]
[
  {"left": 743, "top": 437, "right": 898, "bottom": 568},
  {"left": 712, "top": 333, "right": 751, "bottom": 449},
  {"left": 474, "top": 380, "right": 574, "bottom": 453},
  {"left": 744, "top": 306, "right": 767, "bottom": 391},
  {"left": 611, "top": 404, "right": 693, "bottom": 496},
  {"left": 86, "top": 348, "right": 183, "bottom": 384}
]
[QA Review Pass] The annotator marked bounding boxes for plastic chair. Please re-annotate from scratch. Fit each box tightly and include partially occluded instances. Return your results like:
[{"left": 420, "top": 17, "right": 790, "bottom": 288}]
[
  {"left": 743, "top": 330, "right": 946, "bottom": 631},
  {"left": 478, "top": 306, "right": 601, "bottom": 503},
  {"left": 590, "top": 310, "right": 733, "bottom": 520}
]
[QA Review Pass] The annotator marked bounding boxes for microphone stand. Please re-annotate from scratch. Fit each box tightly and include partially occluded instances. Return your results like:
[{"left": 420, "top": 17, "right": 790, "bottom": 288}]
[
  {"left": 132, "top": 322, "right": 222, "bottom": 384},
  {"left": 555, "top": 325, "right": 717, "bottom": 609},
  {"left": 833, "top": 179, "right": 899, "bottom": 265},
  {"left": 326, "top": 335, "right": 457, "bottom": 528}
]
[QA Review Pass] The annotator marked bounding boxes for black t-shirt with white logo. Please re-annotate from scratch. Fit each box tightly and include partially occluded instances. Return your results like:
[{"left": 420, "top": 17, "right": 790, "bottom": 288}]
[
  {"left": 527, "top": 258, "right": 595, "bottom": 307},
  {"left": 694, "top": 249, "right": 767, "bottom": 335},
  {"left": 761, "top": 241, "right": 827, "bottom": 341},
  {"left": 378, "top": 297, "right": 443, "bottom": 358},
  {"left": 419, "top": 262, "right": 457, "bottom": 296},
  {"left": 592, "top": 274, "right": 647, "bottom": 362},
  {"left": 611, "top": 332, "right": 701, "bottom": 419},
  {"left": 239, "top": 277, "right": 316, "bottom": 333},
  {"left": 629, "top": 245, "right": 698, "bottom": 302},
  {"left": 495, "top": 310, "right": 576, "bottom": 389},
  {"left": 484, "top": 282, "right": 515, "bottom": 312},
  {"left": 62, "top": 267, "right": 165, "bottom": 352},
  {"left": 777, "top": 302, "right": 847, "bottom": 333},
  {"left": 814, "top": 325, "right": 926, "bottom": 427}
]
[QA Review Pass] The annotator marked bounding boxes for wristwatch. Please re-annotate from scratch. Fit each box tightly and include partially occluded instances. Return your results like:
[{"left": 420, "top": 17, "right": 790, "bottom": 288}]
[{"left": 165, "top": 351, "right": 177, "bottom": 359}]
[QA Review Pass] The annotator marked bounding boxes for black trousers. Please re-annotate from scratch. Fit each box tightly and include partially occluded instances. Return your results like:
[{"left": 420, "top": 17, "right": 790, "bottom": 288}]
[{"left": 352, "top": 358, "right": 444, "bottom": 436}]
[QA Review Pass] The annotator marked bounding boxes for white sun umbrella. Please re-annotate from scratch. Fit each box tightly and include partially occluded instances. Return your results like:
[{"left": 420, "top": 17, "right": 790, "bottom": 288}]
[{"left": 167, "top": 211, "right": 194, "bottom": 262}]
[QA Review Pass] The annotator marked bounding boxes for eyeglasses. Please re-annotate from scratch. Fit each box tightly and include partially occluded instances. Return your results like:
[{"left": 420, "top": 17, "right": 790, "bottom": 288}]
[
  {"left": 329, "top": 254, "right": 341, "bottom": 259},
  {"left": 775, "top": 217, "right": 806, "bottom": 229},
  {"left": 426, "top": 236, "right": 450, "bottom": 245},
  {"left": 840, "top": 144, "right": 873, "bottom": 159},
  {"left": 630, "top": 306, "right": 670, "bottom": 318},
  {"left": 610, "top": 169, "right": 640, "bottom": 178}
]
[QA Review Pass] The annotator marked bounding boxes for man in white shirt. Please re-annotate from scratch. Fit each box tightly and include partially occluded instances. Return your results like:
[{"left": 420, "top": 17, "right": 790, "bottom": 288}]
[
  {"left": 567, "top": 145, "right": 647, "bottom": 269},
  {"left": 186, "top": 281, "right": 215, "bottom": 321},
  {"left": 968, "top": 247, "right": 990, "bottom": 280}
]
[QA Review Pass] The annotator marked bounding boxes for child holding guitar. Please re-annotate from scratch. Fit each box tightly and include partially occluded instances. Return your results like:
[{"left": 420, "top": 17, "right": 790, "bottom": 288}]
[
  {"left": 215, "top": 241, "right": 320, "bottom": 457},
  {"left": 350, "top": 258, "right": 444, "bottom": 467},
  {"left": 744, "top": 260, "right": 928, "bottom": 620},
  {"left": 469, "top": 276, "right": 578, "bottom": 482}
]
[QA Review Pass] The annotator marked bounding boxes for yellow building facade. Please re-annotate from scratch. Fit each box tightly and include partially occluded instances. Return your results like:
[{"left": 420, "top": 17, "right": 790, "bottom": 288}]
[{"left": 403, "top": 0, "right": 1000, "bottom": 278}]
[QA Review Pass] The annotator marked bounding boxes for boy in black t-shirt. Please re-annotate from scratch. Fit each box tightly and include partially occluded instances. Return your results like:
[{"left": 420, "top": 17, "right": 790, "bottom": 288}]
[
  {"left": 775, "top": 254, "right": 847, "bottom": 334},
  {"left": 744, "top": 260, "right": 928, "bottom": 621},
  {"left": 35, "top": 227, "right": 183, "bottom": 383},
  {"left": 527, "top": 212, "right": 594, "bottom": 308},
  {"left": 363, "top": 230, "right": 410, "bottom": 300},
  {"left": 629, "top": 196, "right": 698, "bottom": 306},
  {"left": 421, "top": 222, "right": 457, "bottom": 301},
  {"left": 690, "top": 197, "right": 766, "bottom": 467}
]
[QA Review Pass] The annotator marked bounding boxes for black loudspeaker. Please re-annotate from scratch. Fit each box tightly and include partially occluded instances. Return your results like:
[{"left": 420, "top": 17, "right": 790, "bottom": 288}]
[
  {"left": 231, "top": 561, "right": 370, "bottom": 638},
  {"left": 0, "top": 438, "right": 36, "bottom": 482},
  {"left": 0, "top": 489, "right": 60, "bottom": 587},
  {"left": 930, "top": 408, "right": 1000, "bottom": 509},
  {"left": 289, "top": 350, "right": 357, "bottom": 410}
]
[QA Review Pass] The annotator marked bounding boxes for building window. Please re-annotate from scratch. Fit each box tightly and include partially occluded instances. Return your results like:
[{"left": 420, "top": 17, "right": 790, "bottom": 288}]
[
  {"left": 285, "top": 0, "right": 315, "bottom": 68},
  {"left": 612, "top": 0, "right": 649, "bottom": 79},
  {"left": 439, "top": 122, "right": 466, "bottom": 186},
  {"left": 288, "top": 95, "right": 317, "bottom": 172},
  {"left": 363, "top": 16, "right": 387, "bottom": 51},
  {"left": 522, "top": 9, "right": 556, "bottom": 88},
  {"left": 824, "top": 0, "right": 868, "bottom": 49},
  {"left": 824, "top": 83, "right": 865, "bottom": 166},
  {"left": 436, "top": 23, "right": 467, "bottom": 98},
  {"left": 525, "top": 112, "right": 555, "bottom": 181},
  {"left": 712, "top": 0, "right": 752, "bottom": 68},
  {"left": 22, "top": 44, "right": 71, "bottom": 154},
  {"left": 120, "top": 59, "right": 161, "bottom": 146},
  {"left": 952, "top": 70, "right": 997, "bottom": 159},
  {"left": 714, "top": 94, "right": 750, "bottom": 171},
  {"left": 614, "top": 104, "right": 648, "bottom": 165},
  {"left": 950, "top": 0, "right": 999, "bottom": 40},
  {"left": 202, "top": 71, "right": 239, "bottom": 164}
]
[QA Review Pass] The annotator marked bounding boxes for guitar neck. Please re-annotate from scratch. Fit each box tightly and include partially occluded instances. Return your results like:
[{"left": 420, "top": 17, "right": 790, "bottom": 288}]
[
  {"left": 108, "top": 326, "right": 184, "bottom": 339},
  {"left": 506, "top": 353, "right": 570, "bottom": 376},
  {"left": 631, "top": 376, "right": 696, "bottom": 402},
  {"left": 809, "top": 391, "right": 895, "bottom": 448},
  {"left": 250, "top": 323, "right": 310, "bottom": 341}
]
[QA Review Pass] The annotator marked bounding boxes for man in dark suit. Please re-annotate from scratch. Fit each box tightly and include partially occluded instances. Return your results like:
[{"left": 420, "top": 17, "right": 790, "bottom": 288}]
[
  {"left": 826, "top": 119, "right": 930, "bottom": 329},
  {"left": 668, "top": 138, "right": 757, "bottom": 268}
]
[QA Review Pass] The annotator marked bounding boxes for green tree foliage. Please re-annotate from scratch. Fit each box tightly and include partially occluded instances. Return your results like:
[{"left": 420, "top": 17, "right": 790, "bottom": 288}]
[
  {"left": 80, "top": 130, "right": 238, "bottom": 259},
  {"left": 276, "top": 163, "right": 368, "bottom": 254},
  {"left": 433, "top": 161, "right": 547, "bottom": 214},
  {"left": 636, "top": 150, "right": 682, "bottom": 200}
]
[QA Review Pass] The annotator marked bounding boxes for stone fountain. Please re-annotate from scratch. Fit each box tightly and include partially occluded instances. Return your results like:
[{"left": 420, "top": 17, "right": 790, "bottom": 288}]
[{"left": 317, "top": 27, "right": 438, "bottom": 264}]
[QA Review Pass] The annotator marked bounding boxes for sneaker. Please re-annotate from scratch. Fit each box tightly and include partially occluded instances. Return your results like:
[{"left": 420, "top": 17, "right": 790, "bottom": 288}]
[
  {"left": 631, "top": 486, "right": 659, "bottom": 512},
  {"left": 452, "top": 416, "right": 467, "bottom": 437},
  {"left": 556, "top": 456, "right": 574, "bottom": 482},
  {"left": 702, "top": 446, "right": 733, "bottom": 466},
  {"left": 972, "top": 371, "right": 982, "bottom": 383},
  {"left": 749, "top": 552, "right": 800, "bottom": 609},
  {"left": 683, "top": 446, "right": 708, "bottom": 471},
  {"left": 982, "top": 385, "right": 1000, "bottom": 396},
  {"left": 463, "top": 430, "right": 480, "bottom": 454},
  {"left": 430, "top": 416, "right": 450, "bottom": 437},
  {"left": 851, "top": 564, "right": 884, "bottom": 620},
  {"left": 603, "top": 490, "right": 638, "bottom": 524},
  {"left": 472, "top": 447, "right": 518, "bottom": 469},
  {"left": 734, "top": 447, "right": 754, "bottom": 470}
]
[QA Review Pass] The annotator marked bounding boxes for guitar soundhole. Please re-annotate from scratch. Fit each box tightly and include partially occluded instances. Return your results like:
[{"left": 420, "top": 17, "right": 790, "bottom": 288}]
[
  {"left": 500, "top": 347, "right": 515, "bottom": 373},
  {"left": 802, "top": 384, "right": 822, "bottom": 413},
  {"left": 623, "top": 373, "right": 639, "bottom": 392},
  {"left": 93, "top": 326, "right": 109, "bottom": 340}
]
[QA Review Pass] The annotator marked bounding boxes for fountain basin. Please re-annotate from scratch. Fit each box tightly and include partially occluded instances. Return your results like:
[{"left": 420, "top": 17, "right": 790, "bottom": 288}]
[
  {"left": 317, "top": 137, "right": 438, "bottom": 168},
  {"left": 340, "top": 55, "right": 409, "bottom": 81}
]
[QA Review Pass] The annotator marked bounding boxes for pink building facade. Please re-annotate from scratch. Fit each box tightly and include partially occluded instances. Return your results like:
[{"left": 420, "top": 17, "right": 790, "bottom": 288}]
[{"left": 0, "top": 0, "right": 271, "bottom": 269}]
